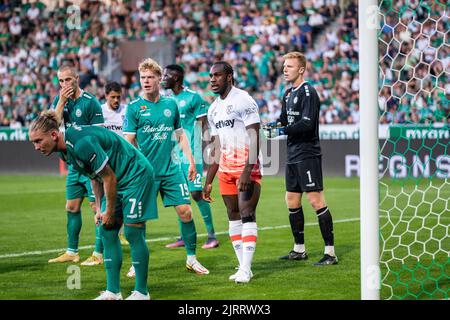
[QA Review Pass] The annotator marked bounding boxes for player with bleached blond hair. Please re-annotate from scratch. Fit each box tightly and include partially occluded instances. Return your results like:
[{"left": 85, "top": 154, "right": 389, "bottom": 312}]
[
  {"left": 123, "top": 58, "right": 210, "bottom": 276},
  {"left": 29, "top": 111, "right": 156, "bottom": 300}
]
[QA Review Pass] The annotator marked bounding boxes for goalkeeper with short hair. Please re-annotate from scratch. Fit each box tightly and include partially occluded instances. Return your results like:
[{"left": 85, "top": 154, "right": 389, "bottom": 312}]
[{"left": 270, "top": 51, "right": 338, "bottom": 266}]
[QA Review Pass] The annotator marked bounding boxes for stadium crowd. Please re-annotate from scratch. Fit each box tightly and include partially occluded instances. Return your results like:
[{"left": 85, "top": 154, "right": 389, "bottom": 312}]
[{"left": 0, "top": 0, "right": 448, "bottom": 128}]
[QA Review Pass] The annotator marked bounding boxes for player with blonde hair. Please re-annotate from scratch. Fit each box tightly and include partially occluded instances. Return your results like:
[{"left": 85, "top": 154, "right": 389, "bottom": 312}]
[
  {"left": 29, "top": 111, "right": 156, "bottom": 300},
  {"left": 124, "top": 58, "right": 209, "bottom": 275},
  {"left": 269, "top": 51, "right": 338, "bottom": 265}
]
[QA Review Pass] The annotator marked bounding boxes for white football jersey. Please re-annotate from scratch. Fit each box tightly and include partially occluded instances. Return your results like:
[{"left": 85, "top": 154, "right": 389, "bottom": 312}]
[
  {"left": 101, "top": 103, "right": 126, "bottom": 137},
  {"left": 208, "top": 86, "right": 261, "bottom": 174}
]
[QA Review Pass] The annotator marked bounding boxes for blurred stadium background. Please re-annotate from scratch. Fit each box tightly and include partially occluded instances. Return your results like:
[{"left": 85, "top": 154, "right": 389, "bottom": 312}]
[{"left": 0, "top": 0, "right": 448, "bottom": 300}]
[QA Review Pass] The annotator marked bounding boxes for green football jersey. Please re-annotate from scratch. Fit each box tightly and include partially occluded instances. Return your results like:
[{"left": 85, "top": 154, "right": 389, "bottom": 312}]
[
  {"left": 123, "top": 96, "right": 182, "bottom": 178},
  {"left": 61, "top": 125, "right": 154, "bottom": 191},
  {"left": 51, "top": 90, "right": 104, "bottom": 128},
  {"left": 167, "top": 88, "right": 208, "bottom": 165}
]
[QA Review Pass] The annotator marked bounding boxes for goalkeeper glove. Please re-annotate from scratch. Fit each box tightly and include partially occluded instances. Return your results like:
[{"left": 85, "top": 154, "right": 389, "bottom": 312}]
[{"left": 262, "top": 122, "right": 286, "bottom": 139}]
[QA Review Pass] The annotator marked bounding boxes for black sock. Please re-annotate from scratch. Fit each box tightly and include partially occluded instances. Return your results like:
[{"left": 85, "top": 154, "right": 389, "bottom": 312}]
[
  {"left": 316, "top": 206, "right": 334, "bottom": 246},
  {"left": 289, "top": 207, "right": 304, "bottom": 245}
]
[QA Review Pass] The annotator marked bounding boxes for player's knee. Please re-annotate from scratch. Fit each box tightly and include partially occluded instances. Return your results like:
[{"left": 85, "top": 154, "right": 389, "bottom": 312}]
[
  {"left": 177, "top": 205, "right": 192, "bottom": 222},
  {"left": 66, "top": 202, "right": 81, "bottom": 213},
  {"left": 191, "top": 191, "right": 203, "bottom": 202},
  {"left": 124, "top": 223, "right": 145, "bottom": 243},
  {"left": 285, "top": 193, "right": 301, "bottom": 208},
  {"left": 308, "top": 197, "right": 325, "bottom": 211}
]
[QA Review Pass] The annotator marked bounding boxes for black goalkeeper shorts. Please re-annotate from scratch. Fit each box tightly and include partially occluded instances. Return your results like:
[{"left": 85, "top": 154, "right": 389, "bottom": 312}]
[{"left": 285, "top": 157, "right": 323, "bottom": 193}]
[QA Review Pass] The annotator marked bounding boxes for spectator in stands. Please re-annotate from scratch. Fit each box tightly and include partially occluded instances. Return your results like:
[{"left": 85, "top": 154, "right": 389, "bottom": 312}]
[{"left": 0, "top": 0, "right": 447, "bottom": 127}]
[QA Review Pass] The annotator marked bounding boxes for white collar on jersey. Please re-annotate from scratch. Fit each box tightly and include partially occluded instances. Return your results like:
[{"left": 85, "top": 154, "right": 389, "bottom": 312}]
[{"left": 292, "top": 81, "right": 308, "bottom": 92}]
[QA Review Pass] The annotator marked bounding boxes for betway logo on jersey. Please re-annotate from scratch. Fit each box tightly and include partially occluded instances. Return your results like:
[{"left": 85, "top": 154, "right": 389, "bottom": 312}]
[
  {"left": 105, "top": 124, "right": 123, "bottom": 131},
  {"left": 215, "top": 119, "right": 235, "bottom": 129}
]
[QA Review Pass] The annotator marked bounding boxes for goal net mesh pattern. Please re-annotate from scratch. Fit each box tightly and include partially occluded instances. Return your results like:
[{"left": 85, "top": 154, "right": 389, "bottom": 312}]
[{"left": 378, "top": 0, "right": 449, "bottom": 300}]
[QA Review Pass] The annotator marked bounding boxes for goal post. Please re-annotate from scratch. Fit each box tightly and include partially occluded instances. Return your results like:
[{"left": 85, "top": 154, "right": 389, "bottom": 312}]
[
  {"left": 359, "top": 0, "right": 381, "bottom": 300},
  {"left": 360, "top": 0, "right": 449, "bottom": 300}
]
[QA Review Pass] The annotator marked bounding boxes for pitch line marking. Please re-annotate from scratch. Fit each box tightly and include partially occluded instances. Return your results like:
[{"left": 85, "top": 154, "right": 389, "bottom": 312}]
[{"left": 0, "top": 217, "right": 361, "bottom": 259}]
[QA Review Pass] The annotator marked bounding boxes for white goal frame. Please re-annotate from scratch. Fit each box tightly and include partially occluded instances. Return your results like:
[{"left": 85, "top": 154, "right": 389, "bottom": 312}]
[{"left": 359, "top": 0, "right": 380, "bottom": 300}]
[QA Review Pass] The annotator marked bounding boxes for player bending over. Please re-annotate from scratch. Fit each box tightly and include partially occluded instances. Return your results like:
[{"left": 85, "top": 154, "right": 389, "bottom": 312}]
[{"left": 29, "top": 112, "right": 156, "bottom": 300}]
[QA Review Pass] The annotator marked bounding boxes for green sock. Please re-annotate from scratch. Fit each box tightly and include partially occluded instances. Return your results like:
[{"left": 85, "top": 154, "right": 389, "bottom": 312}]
[
  {"left": 95, "top": 223, "right": 104, "bottom": 254},
  {"left": 179, "top": 219, "right": 197, "bottom": 256},
  {"left": 124, "top": 225, "right": 149, "bottom": 295},
  {"left": 196, "top": 199, "right": 215, "bottom": 237},
  {"left": 100, "top": 226, "right": 122, "bottom": 294},
  {"left": 67, "top": 211, "right": 82, "bottom": 253}
]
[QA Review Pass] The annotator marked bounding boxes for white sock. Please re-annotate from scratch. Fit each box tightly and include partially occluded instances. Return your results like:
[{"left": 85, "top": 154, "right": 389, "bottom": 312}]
[
  {"left": 66, "top": 250, "right": 77, "bottom": 255},
  {"left": 186, "top": 255, "right": 197, "bottom": 264},
  {"left": 242, "top": 222, "right": 258, "bottom": 273},
  {"left": 229, "top": 220, "right": 243, "bottom": 267},
  {"left": 294, "top": 244, "right": 305, "bottom": 253},
  {"left": 93, "top": 251, "right": 103, "bottom": 258},
  {"left": 325, "top": 246, "right": 335, "bottom": 256}
]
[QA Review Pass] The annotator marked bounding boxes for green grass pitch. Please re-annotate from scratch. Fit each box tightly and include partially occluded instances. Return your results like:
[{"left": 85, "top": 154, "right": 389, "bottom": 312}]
[
  {"left": 0, "top": 175, "right": 361, "bottom": 300},
  {"left": 11, "top": 174, "right": 441, "bottom": 300}
]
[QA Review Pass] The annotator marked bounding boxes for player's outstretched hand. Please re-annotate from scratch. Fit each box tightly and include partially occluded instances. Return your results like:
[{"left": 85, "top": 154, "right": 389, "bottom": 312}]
[{"left": 202, "top": 184, "right": 213, "bottom": 202}]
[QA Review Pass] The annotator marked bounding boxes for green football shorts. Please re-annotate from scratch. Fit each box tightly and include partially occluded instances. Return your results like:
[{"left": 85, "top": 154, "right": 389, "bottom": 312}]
[
  {"left": 152, "top": 170, "right": 191, "bottom": 208},
  {"left": 101, "top": 177, "right": 158, "bottom": 224},
  {"left": 180, "top": 163, "right": 203, "bottom": 192},
  {"left": 66, "top": 166, "right": 95, "bottom": 202}
]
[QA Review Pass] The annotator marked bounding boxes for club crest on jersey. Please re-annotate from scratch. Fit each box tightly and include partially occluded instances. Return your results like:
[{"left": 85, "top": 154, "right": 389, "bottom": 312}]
[
  {"left": 164, "top": 109, "right": 172, "bottom": 117},
  {"left": 179, "top": 100, "right": 186, "bottom": 107},
  {"left": 226, "top": 105, "right": 233, "bottom": 114},
  {"left": 294, "top": 96, "right": 298, "bottom": 104},
  {"left": 140, "top": 105, "right": 147, "bottom": 110},
  {"left": 75, "top": 109, "right": 82, "bottom": 117}
]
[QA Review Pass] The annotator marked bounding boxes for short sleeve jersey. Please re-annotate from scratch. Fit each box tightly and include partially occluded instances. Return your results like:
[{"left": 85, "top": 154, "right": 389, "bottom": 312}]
[
  {"left": 166, "top": 87, "right": 208, "bottom": 164},
  {"left": 51, "top": 90, "right": 104, "bottom": 129},
  {"left": 62, "top": 125, "right": 154, "bottom": 191},
  {"left": 123, "top": 96, "right": 181, "bottom": 178},
  {"left": 207, "top": 86, "right": 261, "bottom": 174},
  {"left": 101, "top": 103, "right": 127, "bottom": 137}
]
